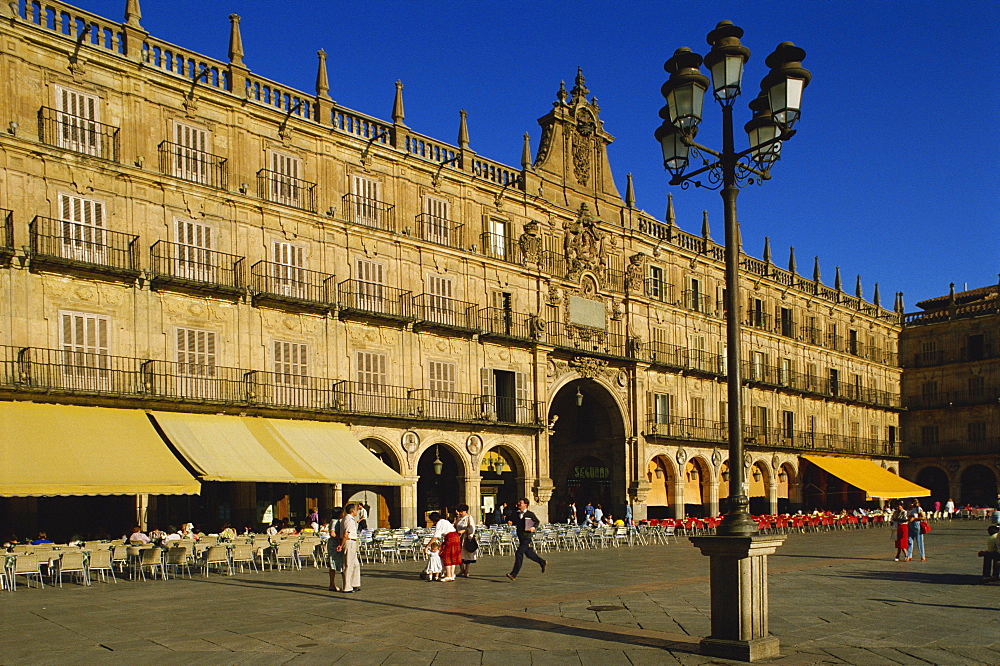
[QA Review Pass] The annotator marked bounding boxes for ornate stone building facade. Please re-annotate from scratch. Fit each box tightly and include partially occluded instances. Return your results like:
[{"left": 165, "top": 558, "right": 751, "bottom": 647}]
[
  {"left": 900, "top": 283, "right": 1000, "bottom": 507},
  {"left": 0, "top": 1, "right": 904, "bottom": 537}
]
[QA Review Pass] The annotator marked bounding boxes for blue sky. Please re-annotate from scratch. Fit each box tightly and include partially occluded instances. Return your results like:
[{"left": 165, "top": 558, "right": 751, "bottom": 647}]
[{"left": 76, "top": 0, "right": 998, "bottom": 307}]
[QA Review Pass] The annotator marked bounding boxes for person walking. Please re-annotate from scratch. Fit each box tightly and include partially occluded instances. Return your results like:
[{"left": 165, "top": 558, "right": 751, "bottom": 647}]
[
  {"left": 945, "top": 497, "right": 955, "bottom": 519},
  {"left": 506, "top": 498, "right": 546, "bottom": 581},
  {"left": 454, "top": 503, "right": 477, "bottom": 577},
  {"left": 907, "top": 508, "right": 927, "bottom": 562},
  {"left": 327, "top": 507, "right": 344, "bottom": 591},
  {"left": 335, "top": 503, "right": 362, "bottom": 592}
]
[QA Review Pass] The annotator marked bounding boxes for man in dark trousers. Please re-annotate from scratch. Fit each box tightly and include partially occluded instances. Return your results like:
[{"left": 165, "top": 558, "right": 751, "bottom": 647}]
[{"left": 506, "top": 498, "right": 546, "bottom": 581}]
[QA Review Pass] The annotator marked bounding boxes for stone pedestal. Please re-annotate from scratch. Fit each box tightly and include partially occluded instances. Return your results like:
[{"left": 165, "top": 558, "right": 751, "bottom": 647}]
[{"left": 689, "top": 534, "right": 786, "bottom": 662}]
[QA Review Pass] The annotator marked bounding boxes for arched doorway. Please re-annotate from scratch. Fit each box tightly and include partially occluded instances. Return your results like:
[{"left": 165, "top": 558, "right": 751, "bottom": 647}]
[
  {"left": 417, "top": 443, "right": 462, "bottom": 525},
  {"left": 548, "top": 378, "right": 626, "bottom": 520},
  {"left": 718, "top": 462, "right": 730, "bottom": 515},
  {"left": 960, "top": 464, "right": 997, "bottom": 507},
  {"left": 645, "top": 455, "right": 674, "bottom": 519},
  {"left": 915, "top": 466, "right": 949, "bottom": 511},
  {"left": 684, "top": 458, "right": 710, "bottom": 517},
  {"left": 480, "top": 446, "right": 520, "bottom": 524},
  {"left": 348, "top": 438, "right": 403, "bottom": 528},
  {"left": 748, "top": 462, "right": 769, "bottom": 515},
  {"left": 777, "top": 463, "right": 795, "bottom": 514}
]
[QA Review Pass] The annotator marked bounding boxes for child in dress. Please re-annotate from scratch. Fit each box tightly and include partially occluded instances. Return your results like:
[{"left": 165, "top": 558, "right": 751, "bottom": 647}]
[{"left": 425, "top": 541, "right": 443, "bottom": 581}]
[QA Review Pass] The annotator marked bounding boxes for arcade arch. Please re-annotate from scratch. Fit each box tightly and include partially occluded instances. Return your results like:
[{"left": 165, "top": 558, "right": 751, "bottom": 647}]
[
  {"left": 960, "top": 464, "right": 997, "bottom": 507},
  {"left": 416, "top": 442, "right": 464, "bottom": 525},
  {"left": 479, "top": 444, "right": 525, "bottom": 524}
]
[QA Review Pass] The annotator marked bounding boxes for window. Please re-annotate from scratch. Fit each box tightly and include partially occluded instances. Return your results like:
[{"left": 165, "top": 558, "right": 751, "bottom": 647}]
[
  {"left": 848, "top": 329, "right": 859, "bottom": 355},
  {"left": 58, "top": 193, "right": 106, "bottom": 264},
  {"left": 175, "top": 219, "right": 213, "bottom": 281},
  {"left": 274, "top": 341, "right": 308, "bottom": 385},
  {"left": 351, "top": 175, "right": 381, "bottom": 227},
  {"left": 355, "top": 259, "right": 385, "bottom": 312},
  {"left": 750, "top": 406, "right": 768, "bottom": 441},
  {"left": 782, "top": 411, "right": 795, "bottom": 439},
  {"left": 828, "top": 368, "right": 839, "bottom": 396},
  {"left": 422, "top": 196, "right": 451, "bottom": 245},
  {"left": 272, "top": 242, "right": 305, "bottom": 298},
  {"left": 55, "top": 86, "right": 100, "bottom": 155},
  {"left": 749, "top": 297, "right": 765, "bottom": 327},
  {"left": 690, "top": 396, "right": 705, "bottom": 423},
  {"left": 828, "top": 323, "right": 840, "bottom": 350},
  {"left": 920, "top": 425, "right": 939, "bottom": 447},
  {"left": 779, "top": 357, "right": 792, "bottom": 386},
  {"left": 428, "top": 360, "right": 456, "bottom": 398},
  {"left": 850, "top": 421, "right": 860, "bottom": 441},
  {"left": 427, "top": 274, "right": 455, "bottom": 324},
  {"left": 719, "top": 400, "right": 728, "bottom": 426},
  {"left": 750, "top": 350, "right": 767, "bottom": 382},
  {"left": 482, "top": 368, "right": 527, "bottom": 424},
  {"left": 921, "top": 381, "right": 938, "bottom": 400},
  {"left": 969, "top": 375, "right": 985, "bottom": 397},
  {"left": 175, "top": 327, "right": 216, "bottom": 376},
  {"left": 853, "top": 373, "right": 863, "bottom": 400},
  {"left": 870, "top": 424, "right": 880, "bottom": 442},
  {"left": 648, "top": 265, "right": 665, "bottom": 301},
  {"left": 967, "top": 334, "right": 985, "bottom": 361},
  {"left": 60, "top": 311, "right": 110, "bottom": 384},
  {"left": 652, "top": 393, "right": 671, "bottom": 425},
  {"left": 485, "top": 218, "right": 508, "bottom": 259},
  {"left": 356, "top": 351, "right": 387, "bottom": 394},
  {"left": 490, "top": 291, "right": 515, "bottom": 335},
  {"left": 887, "top": 425, "right": 897, "bottom": 444},
  {"left": 968, "top": 422, "right": 987, "bottom": 442},
  {"left": 689, "top": 335, "right": 708, "bottom": 372},
  {"left": 689, "top": 278, "right": 702, "bottom": 311},
  {"left": 805, "top": 316, "right": 820, "bottom": 344},
  {"left": 780, "top": 307, "right": 795, "bottom": 337},
  {"left": 806, "top": 363, "right": 818, "bottom": 391},
  {"left": 829, "top": 419, "right": 840, "bottom": 435},
  {"left": 270, "top": 152, "right": 301, "bottom": 207},
  {"left": 173, "top": 122, "right": 210, "bottom": 184}
]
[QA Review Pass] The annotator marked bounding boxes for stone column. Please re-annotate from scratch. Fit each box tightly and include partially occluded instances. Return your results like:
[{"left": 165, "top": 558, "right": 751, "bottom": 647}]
[
  {"left": 400, "top": 477, "right": 419, "bottom": 527},
  {"left": 767, "top": 482, "right": 779, "bottom": 516},
  {"left": 332, "top": 483, "right": 343, "bottom": 509},
  {"left": 671, "top": 482, "right": 686, "bottom": 519},
  {"left": 317, "top": 483, "right": 335, "bottom": 520},
  {"left": 690, "top": 535, "right": 787, "bottom": 661},
  {"left": 706, "top": 479, "right": 720, "bottom": 518},
  {"left": 135, "top": 493, "right": 149, "bottom": 530},
  {"left": 464, "top": 475, "right": 481, "bottom": 516}
]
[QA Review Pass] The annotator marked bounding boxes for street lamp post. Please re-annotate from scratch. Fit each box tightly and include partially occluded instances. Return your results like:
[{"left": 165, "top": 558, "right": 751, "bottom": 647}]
[{"left": 654, "top": 21, "right": 810, "bottom": 662}]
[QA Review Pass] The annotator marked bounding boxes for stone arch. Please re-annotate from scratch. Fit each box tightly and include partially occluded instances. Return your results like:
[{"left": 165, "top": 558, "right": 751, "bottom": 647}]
[
  {"left": 645, "top": 453, "right": 678, "bottom": 518},
  {"left": 415, "top": 440, "right": 467, "bottom": 524},
  {"left": 683, "top": 454, "right": 713, "bottom": 517},
  {"left": 778, "top": 462, "right": 798, "bottom": 513},
  {"left": 359, "top": 436, "right": 403, "bottom": 472},
  {"left": 478, "top": 442, "right": 526, "bottom": 522},
  {"left": 959, "top": 464, "right": 997, "bottom": 507},
  {"left": 915, "top": 465, "right": 950, "bottom": 510},
  {"left": 748, "top": 460, "right": 771, "bottom": 515}
]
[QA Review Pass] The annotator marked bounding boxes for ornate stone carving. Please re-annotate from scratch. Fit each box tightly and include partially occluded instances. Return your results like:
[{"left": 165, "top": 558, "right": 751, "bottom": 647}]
[
  {"left": 610, "top": 299, "right": 623, "bottom": 321},
  {"left": 625, "top": 253, "right": 645, "bottom": 293},
  {"left": 568, "top": 356, "right": 607, "bottom": 378},
  {"left": 676, "top": 448, "right": 688, "bottom": 466},
  {"left": 547, "top": 283, "right": 562, "bottom": 305},
  {"left": 627, "top": 334, "right": 643, "bottom": 357},
  {"left": 771, "top": 453, "right": 781, "bottom": 470},
  {"left": 528, "top": 314, "right": 546, "bottom": 340},
  {"left": 711, "top": 449, "right": 723, "bottom": 467},
  {"left": 744, "top": 452, "right": 753, "bottom": 469},
  {"left": 518, "top": 221, "right": 542, "bottom": 264},
  {"left": 401, "top": 430, "right": 420, "bottom": 454},
  {"left": 563, "top": 203, "right": 608, "bottom": 278},
  {"left": 572, "top": 114, "right": 594, "bottom": 186},
  {"left": 466, "top": 435, "right": 483, "bottom": 456}
]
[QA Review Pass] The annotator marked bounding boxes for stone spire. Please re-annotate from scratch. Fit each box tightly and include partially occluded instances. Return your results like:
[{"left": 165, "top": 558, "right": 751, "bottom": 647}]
[
  {"left": 873, "top": 283, "right": 881, "bottom": 307},
  {"left": 556, "top": 80, "right": 568, "bottom": 106},
  {"left": 521, "top": 133, "right": 533, "bottom": 170},
  {"left": 701, "top": 210, "right": 711, "bottom": 242},
  {"left": 948, "top": 282, "right": 956, "bottom": 305},
  {"left": 666, "top": 193, "right": 676, "bottom": 225},
  {"left": 855, "top": 274, "right": 863, "bottom": 299},
  {"left": 813, "top": 256, "right": 821, "bottom": 284},
  {"left": 895, "top": 292, "right": 905, "bottom": 314},
  {"left": 625, "top": 173, "right": 635, "bottom": 208},
  {"left": 834, "top": 266, "right": 842, "bottom": 292},
  {"left": 228, "top": 14, "right": 244, "bottom": 67},
  {"left": 124, "top": 0, "right": 142, "bottom": 28},
  {"left": 570, "top": 66, "right": 589, "bottom": 102},
  {"left": 315, "top": 50, "right": 331, "bottom": 101},
  {"left": 392, "top": 80, "right": 406, "bottom": 127},
  {"left": 457, "top": 109, "right": 469, "bottom": 150},
  {"left": 788, "top": 246, "right": 797, "bottom": 275},
  {"left": 763, "top": 236, "right": 771, "bottom": 264}
]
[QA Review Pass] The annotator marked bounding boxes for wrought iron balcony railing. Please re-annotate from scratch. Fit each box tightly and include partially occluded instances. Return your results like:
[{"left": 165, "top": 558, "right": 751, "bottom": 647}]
[
  {"left": 906, "top": 347, "right": 997, "bottom": 368},
  {"left": 547, "top": 321, "right": 629, "bottom": 358},
  {"left": 411, "top": 295, "right": 478, "bottom": 330},
  {"left": 741, "top": 359, "right": 900, "bottom": 408},
  {"left": 337, "top": 280, "right": 412, "bottom": 320},
  {"left": 478, "top": 231, "right": 519, "bottom": 263},
  {"left": 746, "top": 310, "right": 771, "bottom": 330},
  {"left": 907, "top": 436, "right": 999, "bottom": 458},
  {"left": 342, "top": 194, "right": 395, "bottom": 232},
  {"left": 148, "top": 240, "right": 244, "bottom": 295},
  {"left": 38, "top": 107, "right": 119, "bottom": 161},
  {"left": 478, "top": 308, "right": 541, "bottom": 341},
  {"left": 257, "top": 169, "right": 317, "bottom": 212},
  {"left": 0, "top": 208, "right": 13, "bottom": 261},
  {"left": 777, "top": 319, "right": 797, "bottom": 339},
  {"left": 249, "top": 260, "right": 335, "bottom": 309},
  {"left": 0, "top": 346, "right": 542, "bottom": 428},
  {"left": 904, "top": 386, "right": 1000, "bottom": 410},
  {"left": 158, "top": 141, "right": 228, "bottom": 190},
  {"left": 682, "top": 289, "right": 711, "bottom": 314},
  {"left": 414, "top": 213, "right": 464, "bottom": 250},
  {"left": 644, "top": 278, "right": 673, "bottom": 303},
  {"left": 28, "top": 216, "right": 139, "bottom": 277}
]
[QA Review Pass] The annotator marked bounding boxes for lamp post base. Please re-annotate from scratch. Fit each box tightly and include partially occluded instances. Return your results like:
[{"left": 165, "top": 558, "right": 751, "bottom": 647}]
[{"left": 690, "top": 534, "right": 786, "bottom": 662}]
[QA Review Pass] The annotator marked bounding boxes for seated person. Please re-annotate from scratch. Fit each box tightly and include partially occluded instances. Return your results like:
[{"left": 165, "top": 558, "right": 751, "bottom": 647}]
[
  {"left": 29, "top": 531, "right": 53, "bottom": 545},
  {"left": 219, "top": 523, "right": 237, "bottom": 540},
  {"left": 128, "top": 526, "right": 151, "bottom": 544},
  {"left": 162, "top": 525, "right": 182, "bottom": 543},
  {"left": 978, "top": 525, "right": 1000, "bottom": 581}
]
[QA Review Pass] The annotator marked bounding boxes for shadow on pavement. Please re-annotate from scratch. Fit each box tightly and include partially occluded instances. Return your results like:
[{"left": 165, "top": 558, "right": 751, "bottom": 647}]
[{"left": 821, "top": 570, "right": 983, "bottom": 586}]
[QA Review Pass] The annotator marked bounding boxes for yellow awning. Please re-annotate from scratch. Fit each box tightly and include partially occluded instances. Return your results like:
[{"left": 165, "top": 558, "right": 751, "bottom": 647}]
[
  {"left": 150, "top": 412, "right": 327, "bottom": 484},
  {"left": 0, "top": 402, "right": 199, "bottom": 496},
  {"left": 263, "top": 419, "right": 407, "bottom": 486},
  {"left": 803, "top": 455, "right": 929, "bottom": 499}
]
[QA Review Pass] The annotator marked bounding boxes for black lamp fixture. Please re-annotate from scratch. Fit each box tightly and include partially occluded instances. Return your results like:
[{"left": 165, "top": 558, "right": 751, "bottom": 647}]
[
  {"left": 432, "top": 445, "right": 443, "bottom": 476},
  {"left": 778, "top": 470, "right": 788, "bottom": 482},
  {"left": 575, "top": 386, "right": 584, "bottom": 407},
  {"left": 721, "top": 468, "right": 730, "bottom": 482},
  {"left": 492, "top": 453, "right": 506, "bottom": 475},
  {"left": 752, "top": 468, "right": 762, "bottom": 482}
]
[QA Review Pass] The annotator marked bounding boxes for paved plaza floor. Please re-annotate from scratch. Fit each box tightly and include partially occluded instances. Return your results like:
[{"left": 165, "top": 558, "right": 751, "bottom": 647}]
[{"left": 2, "top": 519, "right": 999, "bottom": 665}]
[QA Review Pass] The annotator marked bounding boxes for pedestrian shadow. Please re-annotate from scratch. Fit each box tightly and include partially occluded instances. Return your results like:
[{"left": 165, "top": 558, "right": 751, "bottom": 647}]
[
  {"left": 870, "top": 598, "right": 999, "bottom": 612},
  {"left": 820, "top": 570, "right": 982, "bottom": 586},
  {"left": 773, "top": 553, "right": 880, "bottom": 561}
]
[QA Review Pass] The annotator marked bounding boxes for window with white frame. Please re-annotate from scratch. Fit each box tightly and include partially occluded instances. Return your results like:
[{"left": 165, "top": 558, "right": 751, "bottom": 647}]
[
  {"left": 648, "top": 265, "right": 665, "bottom": 301},
  {"left": 486, "top": 218, "right": 508, "bottom": 259},
  {"left": 750, "top": 350, "right": 767, "bottom": 382},
  {"left": 689, "top": 277, "right": 703, "bottom": 311},
  {"left": 351, "top": 175, "right": 381, "bottom": 227},
  {"left": 689, "top": 396, "right": 705, "bottom": 423},
  {"left": 355, "top": 259, "right": 385, "bottom": 312},
  {"left": 356, "top": 351, "right": 387, "bottom": 394},
  {"left": 274, "top": 341, "right": 308, "bottom": 385},
  {"left": 60, "top": 311, "right": 110, "bottom": 381},
  {"left": 689, "top": 334, "right": 707, "bottom": 371},
  {"left": 428, "top": 360, "right": 456, "bottom": 398},
  {"left": 652, "top": 393, "right": 671, "bottom": 425},
  {"left": 422, "top": 196, "right": 451, "bottom": 245},
  {"left": 175, "top": 327, "right": 216, "bottom": 377},
  {"left": 55, "top": 86, "right": 100, "bottom": 155},
  {"left": 272, "top": 242, "right": 305, "bottom": 298},
  {"left": 173, "top": 122, "right": 211, "bottom": 184},
  {"left": 427, "top": 274, "right": 455, "bottom": 324},
  {"left": 58, "top": 193, "right": 106, "bottom": 264},
  {"left": 269, "top": 151, "right": 301, "bottom": 207},
  {"left": 175, "top": 219, "right": 213, "bottom": 281}
]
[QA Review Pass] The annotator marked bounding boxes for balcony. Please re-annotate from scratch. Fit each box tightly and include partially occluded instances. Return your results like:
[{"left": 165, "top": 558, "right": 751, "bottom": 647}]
[
  {"left": 547, "top": 321, "right": 629, "bottom": 358},
  {"left": 907, "top": 437, "right": 999, "bottom": 458},
  {"left": 0, "top": 346, "right": 542, "bottom": 428},
  {"left": 337, "top": 280, "right": 413, "bottom": 321},
  {"left": 158, "top": 141, "right": 228, "bottom": 190},
  {"left": 741, "top": 359, "right": 901, "bottom": 408},
  {"left": 38, "top": 107, "right": 119, "bottom": 162},
  {"left": 904, "top": 386, "right": 1000, "bottom": 410},
  {"left": 746, "top": 310, "right": 771, "bottom": 330},
  {"left": 801, "top": 325, "right": 822, "bottom": 345},
  {"left": 642, "top": 341, "right": 688, "bottom": 371},
  {"left": 645, "top": 278, "right": 673, "bottom": 303},
  {"left": 682, "top": 289, "right": 711, "bottom": 314},
  {"left": 478, "top": 307, "right": 541, "bottom": 342},
  {"left": 478, "top": 231, "right": 519, "bottom": 263},
  {"left": 342, "top": 194, "right": 395, "bottom": 232},
  {"left": 826, "top": 333, "right": 845, "bottom": 352},
  {"left": 777, "top": 319, "right": 797, "bottom": 339},
  {"left": 414, "top": 213, "right": 464, "bottom": 250},
  {"left": 906, "top": 347, "right": 997, "bottom": 368},
  {"left": 249, "top": 261, "right": 335, "bottom": 311},
  {"left": 411, "top": 295, "right": 478, "bottom": 331},
  {"left": 0, "top": 208, "right": 13, "bottom": 263},
  {"left": 257, "top": 169, "right": 317, "bottom": 212},
  {"left": 148, "top": 241, "right": 244, "bottom": 297},
  {"left": 28, "top": 216, "right": 139, "bottom": 279},
  {"left": 646, "top": 416, "right": 727, "bottom": 443}
]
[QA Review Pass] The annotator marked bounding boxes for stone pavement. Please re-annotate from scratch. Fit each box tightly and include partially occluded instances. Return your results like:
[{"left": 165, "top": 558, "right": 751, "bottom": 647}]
[{"left": 2, "top": 520, "right": 999, "bottom": 664}]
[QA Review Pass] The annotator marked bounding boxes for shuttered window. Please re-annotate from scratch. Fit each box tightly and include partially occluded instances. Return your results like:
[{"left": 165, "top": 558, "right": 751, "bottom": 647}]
[
  {"left": 273, "top": 242, "right": 305, "bottom": 297},
  {"left": 58, "top": 193, "right": 105, "bottom": 263},
  {"left": 176, "top": 219, "right": 213, "bottom": 281},
  {"left": 270, "top": 152, "right": 301, "bottom": 206},
  {"left": 175, "top": 327, "right": 216, "bottom": 377},
  {"left": 355, "top": 259, "right": 385, "bottom": 311},
  {"left": 60, "top": 311, "right": 110, "bottom": 380},
  {"left": 274, "top": 341, "right": 308, "bottom": 385},
  {"left": 173, "top": 122, "right": 210, "bottom": 183},
  {"left": 356, "top": 351, "right": 387, "bottom": 394},
  {"left": 428, "top": 360, "right": 456, "bottom": 398},
  {"left": 351, "top": 175, "right": 380, "bottom": 226},
  {"left": 427, "top": 275, "right": 454, "bottom": 324},
  {"left": 55, "top": 86, "right": 100, "bottom": 155},
  {"left": 423, "top": 196, "right": 450, "bottom": 244}
]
